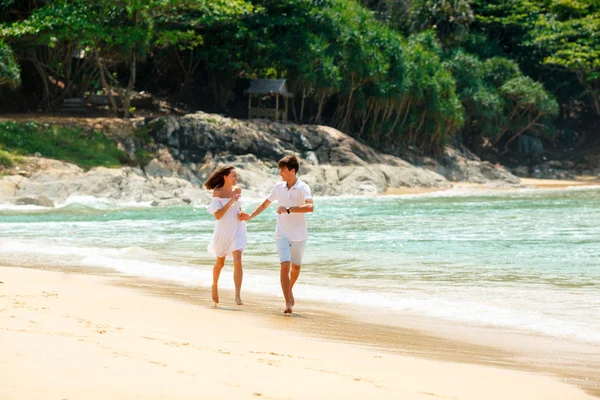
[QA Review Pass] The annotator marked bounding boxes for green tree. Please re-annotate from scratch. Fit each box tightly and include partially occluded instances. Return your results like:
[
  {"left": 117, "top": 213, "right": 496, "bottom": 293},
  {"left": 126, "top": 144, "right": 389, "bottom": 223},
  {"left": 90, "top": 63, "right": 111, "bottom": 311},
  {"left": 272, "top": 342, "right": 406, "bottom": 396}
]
[
  {"left": 532, "top": 2, "right": 600, "bottom": 115},
  {"left": 154, "top": 0, "right": 256, "bottom": 101},
  {"left": 409, "top": 0, "right": 475, "bottom": 47},
  {"left": 0, "top": 40, "right": 20, "bottom": 88}
]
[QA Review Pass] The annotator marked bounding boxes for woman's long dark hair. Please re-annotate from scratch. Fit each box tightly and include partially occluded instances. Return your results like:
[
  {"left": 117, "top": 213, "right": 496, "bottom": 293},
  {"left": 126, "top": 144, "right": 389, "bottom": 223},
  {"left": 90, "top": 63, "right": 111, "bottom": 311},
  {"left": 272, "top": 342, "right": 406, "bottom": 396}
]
[{"left": 204, "top": 165, "right": 235, "bottom": 190}]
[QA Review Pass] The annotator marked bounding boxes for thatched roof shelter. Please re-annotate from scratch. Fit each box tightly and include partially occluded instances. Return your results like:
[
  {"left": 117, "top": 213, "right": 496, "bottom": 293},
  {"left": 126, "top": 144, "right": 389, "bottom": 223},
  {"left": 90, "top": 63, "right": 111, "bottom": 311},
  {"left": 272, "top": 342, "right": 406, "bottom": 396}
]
[
  {"left": 246, "top": 79, "right": 293, "bottom": 122},
  {"left": 245, "top": 79, "right": 293, "bottom": 97}
]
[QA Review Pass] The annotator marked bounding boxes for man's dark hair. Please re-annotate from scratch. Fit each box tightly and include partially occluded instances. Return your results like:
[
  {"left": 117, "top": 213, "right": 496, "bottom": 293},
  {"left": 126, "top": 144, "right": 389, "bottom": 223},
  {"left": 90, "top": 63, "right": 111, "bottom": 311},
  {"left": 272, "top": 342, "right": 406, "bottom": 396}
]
[{"left": 278, "top": 155, "right": 300, "bottom": 174}]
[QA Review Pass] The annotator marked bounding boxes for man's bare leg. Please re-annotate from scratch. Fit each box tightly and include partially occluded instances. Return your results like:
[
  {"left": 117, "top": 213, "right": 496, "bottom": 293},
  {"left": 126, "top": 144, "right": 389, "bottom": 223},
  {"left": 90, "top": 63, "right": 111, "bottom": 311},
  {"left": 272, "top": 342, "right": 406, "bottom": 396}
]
[
  {"left": 212, "top": 257, "right": 225, "bottom": 306},
  {"left": 232, "top": 250, "right": 243, "bottom": 305},
  {"left": 280, "top": 261, "right": 293, "bottom": 313},
  {"left": 290, "top": 263, "right": 301, "bottom": 306}
]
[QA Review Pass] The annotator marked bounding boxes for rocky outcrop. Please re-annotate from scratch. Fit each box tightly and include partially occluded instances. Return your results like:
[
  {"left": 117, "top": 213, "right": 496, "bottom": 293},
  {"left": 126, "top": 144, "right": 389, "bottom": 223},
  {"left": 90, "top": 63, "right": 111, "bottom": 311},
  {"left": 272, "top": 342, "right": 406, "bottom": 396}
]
[
  {"left": 139, "top": 112, "right": 468, "bottom": 196},
  {"left": 144, "top": 113, "right": 396, "bottom": 166},
  {"left": 510, "top": 159, "right": 600, "bottom": 180},
  {"left": 0, "top": 158, "right": 209, "bottom": 207},
  {"left": 436, "top": 147, "right": 520, "bottom": 185},
  {"left": 15, "top": 196, "right": 55, "bottom": 207},
  {"left": 0, "top": 112, "right": 521, "bottom": 207}
]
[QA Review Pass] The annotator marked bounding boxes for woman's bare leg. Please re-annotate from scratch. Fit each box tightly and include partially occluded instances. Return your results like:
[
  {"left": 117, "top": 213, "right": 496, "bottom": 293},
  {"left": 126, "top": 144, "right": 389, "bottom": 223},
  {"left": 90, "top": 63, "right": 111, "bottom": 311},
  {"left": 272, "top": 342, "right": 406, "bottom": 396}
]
[
  {"left": 212, "top": 257, "right": 225, "bottom": 305},
  {"left": 232, "top": 250, "right": 243, "bottom": 305}
]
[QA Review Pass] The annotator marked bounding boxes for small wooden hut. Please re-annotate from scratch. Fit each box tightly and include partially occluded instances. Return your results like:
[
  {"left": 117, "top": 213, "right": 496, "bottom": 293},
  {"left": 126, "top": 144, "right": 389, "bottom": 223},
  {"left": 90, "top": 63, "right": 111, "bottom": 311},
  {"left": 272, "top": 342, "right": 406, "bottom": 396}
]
[{"left": 246, "top": 79, "right": 293, "bottom": 122}]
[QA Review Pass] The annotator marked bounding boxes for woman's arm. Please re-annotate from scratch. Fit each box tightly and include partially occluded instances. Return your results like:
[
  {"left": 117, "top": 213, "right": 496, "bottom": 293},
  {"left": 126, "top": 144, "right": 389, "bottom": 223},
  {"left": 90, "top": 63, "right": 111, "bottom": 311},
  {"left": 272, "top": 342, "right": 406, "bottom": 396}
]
[
  {"left": 212, "top": 189, "right": 241, "bottom": 220},
  {"left": 213, "top": 198, "right": 237, "bottom": 220}
]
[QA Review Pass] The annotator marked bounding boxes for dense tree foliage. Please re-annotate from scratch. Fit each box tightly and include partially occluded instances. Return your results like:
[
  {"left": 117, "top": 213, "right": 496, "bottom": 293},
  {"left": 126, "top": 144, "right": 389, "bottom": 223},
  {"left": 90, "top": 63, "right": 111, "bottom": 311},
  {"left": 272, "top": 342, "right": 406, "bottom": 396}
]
[
  {"left": 0, "top": 0, "right": 597, "bottom": 156},
  {"left": 0, "top": 40, "right": 20, "bottom": 88}
]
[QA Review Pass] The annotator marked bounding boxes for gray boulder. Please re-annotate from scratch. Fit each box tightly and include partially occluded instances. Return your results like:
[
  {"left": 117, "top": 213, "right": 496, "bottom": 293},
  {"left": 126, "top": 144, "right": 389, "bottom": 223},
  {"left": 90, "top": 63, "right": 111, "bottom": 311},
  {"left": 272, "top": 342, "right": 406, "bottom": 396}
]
[{"left": 15, "top": 196, "right": 55, "bottom": 207}]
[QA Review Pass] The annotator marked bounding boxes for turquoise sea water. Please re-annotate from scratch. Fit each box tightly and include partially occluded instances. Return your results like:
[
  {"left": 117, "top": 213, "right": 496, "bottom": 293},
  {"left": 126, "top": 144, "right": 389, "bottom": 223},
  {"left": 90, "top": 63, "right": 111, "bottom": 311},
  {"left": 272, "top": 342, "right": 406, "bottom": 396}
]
[{"left": 1, "top": 188, "right": 599, "bottom": 345}]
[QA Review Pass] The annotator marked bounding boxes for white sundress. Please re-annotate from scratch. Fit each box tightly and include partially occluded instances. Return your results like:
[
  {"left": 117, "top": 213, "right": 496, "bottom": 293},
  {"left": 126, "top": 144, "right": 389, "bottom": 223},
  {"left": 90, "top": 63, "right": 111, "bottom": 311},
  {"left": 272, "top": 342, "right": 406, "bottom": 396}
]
[{"left": 207, "top": 197, "right": 247, "bottom": 258}]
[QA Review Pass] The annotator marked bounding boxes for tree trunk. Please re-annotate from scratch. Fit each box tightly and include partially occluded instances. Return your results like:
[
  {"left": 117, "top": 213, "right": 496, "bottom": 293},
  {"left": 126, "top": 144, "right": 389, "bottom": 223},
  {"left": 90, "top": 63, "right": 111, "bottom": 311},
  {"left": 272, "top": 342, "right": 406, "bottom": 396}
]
[
  {"left": 415, "top": 111, "right": 427, "bottom": 139},
  {"left": 502, "top": 112, "right": 542, "bottom": 155},
  {"left": 386, "top": 103, "right": 403, "bottom": 138},
  {"left": 29, "top": 52, "right": 51, "bottom": 111},
  {"left": 359, "top": 99, "right": 374, "bottom": 138},
  {"left": 332, "top": 100, "right": 345, "bottom": 126},
  {"left": 315, "top": 92, "right": 326, "bottom": 123},
  {"left": 370, "top": 102, "right": 382, "bottom": 139},
  {"left": 122, "top": 49, "right": 136, "bottom": 119},
  {"left": 398, "top": 96, "right": 413, "bottom": 132},
  {"left": 95, "top": 50, "right": 119, "bottom": 116},
  {"left": 176, "top": 49, "right": 201, "bottom": 99},
  {"left": 341, "top": 75, "right": 357, "bottom": 131},
  {"left": 299, "top": 88, "right": 306, "bottom": 122}
]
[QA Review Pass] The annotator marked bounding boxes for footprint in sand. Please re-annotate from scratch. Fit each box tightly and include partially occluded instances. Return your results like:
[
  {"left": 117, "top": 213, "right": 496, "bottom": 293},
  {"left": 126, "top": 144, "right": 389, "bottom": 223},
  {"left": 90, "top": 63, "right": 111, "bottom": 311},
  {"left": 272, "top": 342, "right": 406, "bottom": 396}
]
[
  {"left": 257, "top": 358, "right": 281, "bottom": 366},
  {"left": 148, "top": 360, "right": 167, "bottom": 367}
]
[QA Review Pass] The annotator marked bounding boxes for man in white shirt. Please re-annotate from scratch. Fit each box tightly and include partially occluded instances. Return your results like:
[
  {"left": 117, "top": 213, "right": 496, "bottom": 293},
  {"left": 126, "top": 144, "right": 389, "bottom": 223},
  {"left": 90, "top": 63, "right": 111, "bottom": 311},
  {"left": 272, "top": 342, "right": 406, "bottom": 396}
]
[{"left": 241, "top": 155, "right": 314, "bottom": 314}]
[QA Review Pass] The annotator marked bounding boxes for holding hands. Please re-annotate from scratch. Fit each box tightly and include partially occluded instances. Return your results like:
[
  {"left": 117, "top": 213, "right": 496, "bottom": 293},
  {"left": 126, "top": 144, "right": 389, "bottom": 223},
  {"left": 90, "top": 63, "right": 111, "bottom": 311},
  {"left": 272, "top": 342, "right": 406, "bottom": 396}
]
[{"left": 238, "top": 211, "right": 251, "bottom": 221}]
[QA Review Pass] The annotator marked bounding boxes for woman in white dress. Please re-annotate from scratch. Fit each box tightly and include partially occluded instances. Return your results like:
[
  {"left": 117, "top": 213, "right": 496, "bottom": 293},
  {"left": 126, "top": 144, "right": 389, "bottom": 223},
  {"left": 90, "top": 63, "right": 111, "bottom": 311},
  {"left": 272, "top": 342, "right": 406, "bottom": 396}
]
[{"left": 204, "top": 165, "right": 249, "bottom": 306}]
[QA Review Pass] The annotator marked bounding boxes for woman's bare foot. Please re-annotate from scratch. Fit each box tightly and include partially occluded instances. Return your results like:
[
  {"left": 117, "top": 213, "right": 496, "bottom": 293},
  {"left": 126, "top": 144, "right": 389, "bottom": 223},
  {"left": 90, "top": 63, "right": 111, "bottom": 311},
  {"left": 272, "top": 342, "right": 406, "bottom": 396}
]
[
  {"left": 235, "top": 295, "right": 243, "bottom": 306},
  {"left": 211, "top": 285, "right": 219, "bottom": 306},
  {"left": 284, "top": 302, "right": 293, "bottom": 314}
]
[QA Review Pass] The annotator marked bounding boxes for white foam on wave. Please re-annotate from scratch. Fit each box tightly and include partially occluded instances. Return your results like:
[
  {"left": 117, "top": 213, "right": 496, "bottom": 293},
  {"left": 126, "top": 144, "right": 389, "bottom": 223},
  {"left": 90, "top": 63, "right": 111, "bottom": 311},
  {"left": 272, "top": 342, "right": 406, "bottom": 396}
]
[
  {"left": 0, "top": 195, "right": 154, "bottom": 213},
  {"left": 0, "top": 203, "right": 50, "bottom": 211},
  {"left": 0, "top": 240, "right": 102, "bottom": 256},
  {"left": 0, "top": 240, "right": 164, "bottom": 262},
  {"left": 58, "top": 195, "right": 153, "bottom": 209},
  {"left": 79, "top": 254, "right": 288, "bottom": 296},
  {"left": 80, "top": 254, "right": 213, "bottom": 284}
]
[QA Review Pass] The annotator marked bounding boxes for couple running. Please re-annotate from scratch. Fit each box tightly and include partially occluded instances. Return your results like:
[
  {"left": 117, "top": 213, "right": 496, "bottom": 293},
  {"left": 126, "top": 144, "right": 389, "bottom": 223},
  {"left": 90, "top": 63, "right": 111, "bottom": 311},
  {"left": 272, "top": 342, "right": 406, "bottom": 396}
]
[{"left": 204, "top": 155, "right": 314, "bottom": 314}]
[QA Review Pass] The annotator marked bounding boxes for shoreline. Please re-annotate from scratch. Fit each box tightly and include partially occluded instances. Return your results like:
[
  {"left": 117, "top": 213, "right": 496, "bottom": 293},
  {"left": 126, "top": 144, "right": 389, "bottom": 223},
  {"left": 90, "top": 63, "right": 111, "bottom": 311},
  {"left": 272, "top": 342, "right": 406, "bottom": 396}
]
[
  {"left": 2, "top": 175, "right": 599, "bottom": 210},
  {"left": 384, "top": 175, "right": 600, "bottom": 196},
  {"left": 1, "top": 264, "right": 597, "bottom": 399}
]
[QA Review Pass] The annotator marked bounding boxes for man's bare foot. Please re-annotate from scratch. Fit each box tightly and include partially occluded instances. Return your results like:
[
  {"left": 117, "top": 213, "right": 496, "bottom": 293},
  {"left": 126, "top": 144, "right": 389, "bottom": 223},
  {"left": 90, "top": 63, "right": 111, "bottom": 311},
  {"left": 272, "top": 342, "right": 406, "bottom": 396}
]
[
  {"left": 290, "top": 290, "right": 295, "bottom": 307},
  {"left": 235, "top": 295, "right": 243, "bottom": 306},
  {"left": 211, "top": 285, "right": 219, "bottom": 306}
]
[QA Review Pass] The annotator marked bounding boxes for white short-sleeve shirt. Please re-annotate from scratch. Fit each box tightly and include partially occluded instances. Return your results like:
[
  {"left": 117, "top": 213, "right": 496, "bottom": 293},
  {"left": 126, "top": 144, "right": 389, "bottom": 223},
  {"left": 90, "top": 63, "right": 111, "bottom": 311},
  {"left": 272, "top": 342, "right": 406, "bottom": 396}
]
[{"left": 267, "top": 179, "right": 312, "bottom": 242}]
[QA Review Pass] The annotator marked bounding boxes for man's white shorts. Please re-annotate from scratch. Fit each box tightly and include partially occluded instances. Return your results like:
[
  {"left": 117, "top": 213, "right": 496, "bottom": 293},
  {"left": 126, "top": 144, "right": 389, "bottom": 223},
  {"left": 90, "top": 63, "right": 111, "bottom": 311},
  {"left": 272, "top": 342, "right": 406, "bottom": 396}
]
[{"left": 276, "top": 238, "right": 306, "bottom": 265}]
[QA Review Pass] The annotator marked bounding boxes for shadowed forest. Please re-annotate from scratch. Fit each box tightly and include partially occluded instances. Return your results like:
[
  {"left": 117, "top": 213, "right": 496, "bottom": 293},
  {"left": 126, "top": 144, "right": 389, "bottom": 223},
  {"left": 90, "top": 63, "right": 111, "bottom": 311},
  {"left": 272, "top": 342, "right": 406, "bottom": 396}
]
[{"left": 1, "top": 0, "right": 598, "bottom": 163}]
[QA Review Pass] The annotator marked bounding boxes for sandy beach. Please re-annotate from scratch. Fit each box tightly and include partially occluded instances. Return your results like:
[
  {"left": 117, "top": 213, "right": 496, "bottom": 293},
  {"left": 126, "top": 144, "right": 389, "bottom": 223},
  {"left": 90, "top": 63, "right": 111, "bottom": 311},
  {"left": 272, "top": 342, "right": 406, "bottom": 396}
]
[
  {"left": 0, "top": 265, "right": 595, "bottom": 400},
  {"left": 384, "top": 175, "right": 600, "bottom": 195},
  {"left": 520, "top": 176, "right": 600, "bottom": 188}
]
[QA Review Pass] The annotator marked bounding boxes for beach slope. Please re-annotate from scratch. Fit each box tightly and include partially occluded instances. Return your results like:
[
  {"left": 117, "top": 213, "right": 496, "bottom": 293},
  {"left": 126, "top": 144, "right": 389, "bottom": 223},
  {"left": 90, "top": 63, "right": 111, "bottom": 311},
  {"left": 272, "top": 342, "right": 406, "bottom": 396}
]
[{"left": 0, "top": 266, "right": 593, "bottom": 400}]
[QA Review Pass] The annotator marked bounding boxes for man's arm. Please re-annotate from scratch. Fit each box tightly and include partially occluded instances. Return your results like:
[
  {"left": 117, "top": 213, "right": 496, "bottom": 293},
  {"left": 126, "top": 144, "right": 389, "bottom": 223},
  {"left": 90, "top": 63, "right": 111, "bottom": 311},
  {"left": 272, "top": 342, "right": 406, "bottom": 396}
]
[
  {"left": 277, "top": 198, "right": 314, "bottom": 214},
  {"left": 244, "top": 199, "right": 272, "bottom": 220}
]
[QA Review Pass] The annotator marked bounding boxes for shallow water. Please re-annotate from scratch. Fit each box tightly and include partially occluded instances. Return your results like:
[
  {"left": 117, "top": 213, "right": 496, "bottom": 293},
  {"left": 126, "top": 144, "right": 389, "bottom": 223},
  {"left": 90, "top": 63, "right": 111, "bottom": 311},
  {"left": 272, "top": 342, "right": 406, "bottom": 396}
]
[{"left": 1, "top": 188, "right": 599, "bottom": 346}]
